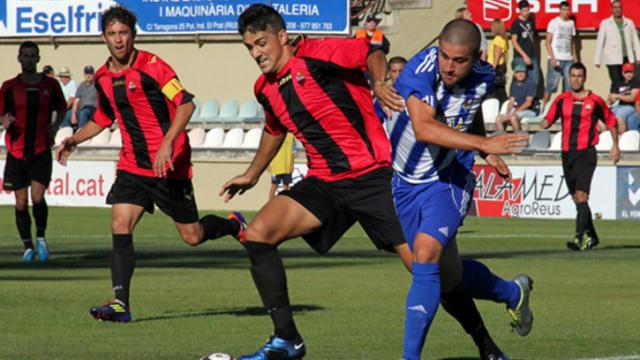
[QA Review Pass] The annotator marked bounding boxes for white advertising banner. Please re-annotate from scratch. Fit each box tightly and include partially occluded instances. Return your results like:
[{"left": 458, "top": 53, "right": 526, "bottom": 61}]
[
  {"left": 472, "top": 165, "right": 617, "bottom": 220},
  {"left": 0, "top": 159, "right": 116, "bottom": 207}
]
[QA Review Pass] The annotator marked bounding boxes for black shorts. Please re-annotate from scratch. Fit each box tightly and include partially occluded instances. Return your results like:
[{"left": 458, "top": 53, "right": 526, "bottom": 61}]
[
  {"left": 3, "top": 151, "right": 53, "bottom": 191},
  {"left": 106, "top": 170, "right": 199, "bottom": 223},
  {"left": 280, "top": 167, "right": 406, "bottom": 255},
  {"left": 271, "top": 173, "right": 292, "bottom": 185},
  {"left": 562, "top": 147, "right": 597, "bottom": 195}
]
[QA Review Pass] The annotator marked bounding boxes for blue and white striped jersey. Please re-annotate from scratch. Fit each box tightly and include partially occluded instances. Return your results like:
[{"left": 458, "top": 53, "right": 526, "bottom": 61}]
[{"left": 386, "top": 46, "right": 495, "bottom": 184}]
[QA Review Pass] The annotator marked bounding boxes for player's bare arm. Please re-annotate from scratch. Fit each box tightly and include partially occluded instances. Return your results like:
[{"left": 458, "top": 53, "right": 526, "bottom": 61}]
[
  {"left": 407, "top": 96, "right": 528, "bottom": 155},
  {"left": 608, "top": 122, "right": 620, "bottom": 164},
  {"left": 368, "top": 49, "right": 404, "bottom": 112},
  {"left": 220, "top": 131, "right": 285, "bottom": 202},
  {"left": 153, "top": 100, "right": 195, "bottom": 178},
  {"left": 56, "top": 120, "right": 104, "bottom": 165}
]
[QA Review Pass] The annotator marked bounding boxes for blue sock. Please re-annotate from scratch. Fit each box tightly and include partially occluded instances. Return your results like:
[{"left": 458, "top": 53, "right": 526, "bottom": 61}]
[
  {"left": 455, "top": 259, "right": 520, "bottom": 309},
  {"left": 402, "top": 262, "right": 440, "bottom": 360}
]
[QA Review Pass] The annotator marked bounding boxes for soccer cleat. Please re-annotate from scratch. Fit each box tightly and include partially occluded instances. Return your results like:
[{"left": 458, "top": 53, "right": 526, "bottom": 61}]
[
  {"left": 22, "top": 248, "right": 35, "bottom": 262},
  {"left": 566, "top": 236, "right": 583, "bottom": 251},
  {"left": 89, "top": 299, "right": 132, "bottom": 323},
  {"left": 37, "top": 238, "right": 50, "bottom": 261},
  {"left": 238, "top": 335, "right": 305, "bottom": 360},
  {"left": 228, "top": 211, "right": 247, "bottom": 242},
  {"left": 581, "top": 234, "right": 599, "bottom": 250},
  {"left": 485, "top": 353, "right": 509, "bottom": 360},
  {"left": 507, "top": 274, "right": 533, "bottom": 336}
]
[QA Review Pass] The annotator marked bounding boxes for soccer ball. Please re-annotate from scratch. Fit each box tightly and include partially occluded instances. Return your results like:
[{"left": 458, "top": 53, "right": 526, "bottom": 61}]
[{"left": 200, "top": 353, "right": 234, "bottom": 360}]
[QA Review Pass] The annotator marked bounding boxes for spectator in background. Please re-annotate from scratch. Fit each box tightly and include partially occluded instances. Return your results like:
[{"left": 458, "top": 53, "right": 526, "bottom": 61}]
[
  {"left": 57, "top": 66, "right": 77, "bottom": 129},
  {"left": 495, "top": 64, "right": 538, "bottom": 131},
  {"left": 594, "top": 0, "right": 640, "bottom": 86},
  {"left": 542, "top": 1, "right": 576, "bottom": 110},
  {"left": 542, "top": 62, "right": 619, "bottom": 251},
  {"left": 455, "top": 7, "right": 488, "bottom": 61},
  {"left": 388, "top": 56, "right": 407, "bottom": 83},
  {"left": 69, "top": 65, "right": 98, "bottom": 132},
  {"left": 488, "top": 18, "right": 509, "bottom": 103},
  {"left": 268, "top": 132, "right": 295, "bottom": 200},
  {"left": 42, "top": 65, "right": 54, "bottom": 77},
  {"left": 608, "top": 63, "right": 640, "bottom": 133},
  {"left": 355, "top": 14, "right": 390, "bottom": 54},
  {"left": 511, "top": 1, "right": 540, "bottom": 89},
  {"left": 633, "top": 90, "right": 640, "bottom": 132}
]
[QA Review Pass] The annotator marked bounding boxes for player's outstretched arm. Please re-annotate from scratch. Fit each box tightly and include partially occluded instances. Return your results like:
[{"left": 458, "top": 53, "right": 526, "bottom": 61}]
[
  {"left": 407, "top": 96, "right": 528, "bottom": 155},
  {"left": 219, "top": 131, "right": 285, "bottom": 202},
  {"left": 154, "top": 101, "right": 196, "bottom": 177},
  {"left": 368, "top": 49, "right": 404, "bottom": 112},
  {"left": 56, "top": 120, "right": 104, "bottom": 165}
]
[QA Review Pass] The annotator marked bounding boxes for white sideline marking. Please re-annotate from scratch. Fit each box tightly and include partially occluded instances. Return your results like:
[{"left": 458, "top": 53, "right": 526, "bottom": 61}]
[{"left": 577, "top": 355, "right": 640, "bottom": 360}]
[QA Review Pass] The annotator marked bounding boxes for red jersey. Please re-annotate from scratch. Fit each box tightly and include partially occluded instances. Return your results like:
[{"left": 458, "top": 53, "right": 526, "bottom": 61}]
[
  {"left": 254, "top": 37, "right": 391, "bottom": 182},
  {"left": 0, "top": 75, "right": 66, "bottom": 159},
  {"left": 545, "top": 91, "right": 616, "bottom": 152},
  {"left": 94, "top": 50, "right": 194, "bottom": 179}
]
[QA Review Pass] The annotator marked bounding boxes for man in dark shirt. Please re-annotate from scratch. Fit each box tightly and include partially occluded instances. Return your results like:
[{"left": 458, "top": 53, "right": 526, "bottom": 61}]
[
  {"left": 0, "top": 41, "right": 67, "bottom": 262},
  {"left": 542, "top": 62, "right": 620, "bottom": 251},
  {"left": 69, "top": 65, "right": 98, "bottom": 131},
  {"left": 496, "top": 64, "right": 538, "bottom": 131},
  {"left": 510, "top": 0, "right": 540, "bottom": 89},
  {"left": 608, "top": 63, "right": 640, "bottom": 132}
]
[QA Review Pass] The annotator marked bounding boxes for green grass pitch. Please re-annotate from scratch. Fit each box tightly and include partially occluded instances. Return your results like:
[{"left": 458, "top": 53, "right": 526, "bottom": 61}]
[{"left": 1, "top": 206, "right": 639, "bottom": 359}]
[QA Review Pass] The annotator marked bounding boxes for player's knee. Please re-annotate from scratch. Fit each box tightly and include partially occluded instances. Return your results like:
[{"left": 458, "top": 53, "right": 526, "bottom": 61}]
[
  {"left": 246, "top": 218, "right": 278, "bottom": 244},
  {"left": 15, "top": 200, "right": 28, "bottom": 211},
  {"left": 112, "top": 216, "right": 133, "bottom": 234},
  {"left": 30, "top": 194, "right": 44, "bottom": 205},
  {"left": 179, "top": 227, "right": 203, "bottom": 246}
]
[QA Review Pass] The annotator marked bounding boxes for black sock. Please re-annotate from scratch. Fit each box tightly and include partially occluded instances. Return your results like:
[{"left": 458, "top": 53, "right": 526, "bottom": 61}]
[
  {"left": 199, "top": 214, "right": 239, "bottom": 241},
  {"left": 15, "top": 208, "right": 32, "bottom": 249},
  {"left": 440, "top": 293, "right": 500, "bottom": 356},
  {"left": 111, "top": 234, "right": 135, "bottom": 306},
  {"left": 244, "top": 240, "right": 299, "bottom": 340},
  {"left": 584, "top": 205, "right": 598, "bottom": 239},
  {"left": 575, "top": 202, "right": 590, "bottom": 238},
  {"left": 32, "top": 200, "right": 48, "bottom": 238}
]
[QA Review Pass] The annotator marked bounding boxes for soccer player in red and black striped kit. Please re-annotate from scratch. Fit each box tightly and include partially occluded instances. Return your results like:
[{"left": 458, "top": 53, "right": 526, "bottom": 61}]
[
  {"left": 0, "top": 41, "right": 67, "bottom": 262},
  {"left": 542, "top": 62, "right": 620, "bottom": 251},
  {"left": 56, "top": 6, "right": 243, "bottom": 322},
  {"left": 216, "top": 5, "right": 510, "bottom": 359}
]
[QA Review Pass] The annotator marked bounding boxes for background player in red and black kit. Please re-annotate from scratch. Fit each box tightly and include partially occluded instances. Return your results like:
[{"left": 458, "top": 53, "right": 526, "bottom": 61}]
[
  {"left": 542, "top": 62, "right": 620, "bottom": 251},
  {"left": 56, "top": 6, "right": 242, "bottom": 323},
  {"left": 0, "top": 41, "right": 66, "bottom": 262}
]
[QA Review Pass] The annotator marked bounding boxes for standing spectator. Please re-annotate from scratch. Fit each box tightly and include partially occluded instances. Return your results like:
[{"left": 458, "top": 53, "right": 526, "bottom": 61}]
[
  {"left": 58, "top": 66, "right": 77, "bottom": 129},
  {"left": 594, "top": 0, "right": 640, "bottom": 86},
  {"left": 42, "top": 65, "right": 54, "bottom": 77},
  {"left": 455, "top": 7, "right": 488, "bottom": 61},
  {"left": 542, "top": 1, "right": 577, "bottom": 110},
  {"left": 488, "top": 18, "right": 509, "bottom": 103},
  {"left": 355, "top": 14, "right": 390, "bottom": 54},
  {"left": 541, "top": 63, "right": 620, "bottom": 251},
  {"left": 496, "top": 65, "right": 538, "bottom": 131},
  {"left": 0, "top": 42, "right": 67, "bottom": 262},
  {"left": 268, "top": 132, "right": 295, "bottom": 200},
  {"left": 69, "top": 65, "right": 98, "bottom": 131},
  {"left": 608, "top": 63, "right": 640, "bottom": 133},
  {"left": 511, "top": 1, "right": 540, "bottom": 88}
]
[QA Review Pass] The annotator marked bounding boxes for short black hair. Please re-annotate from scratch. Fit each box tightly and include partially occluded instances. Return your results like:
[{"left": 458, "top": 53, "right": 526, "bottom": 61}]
[
  {"left": 518, "top": 0, "right": 530, "bottom": 9},
  {"left": 570, "top": 62, "right": 587, "bottom": 77},
  {"left": 238, "top": 4, "right": 286, "bottom": 36},
  {"left": 439, "top": 19, "right": 481, "bottom": 57},
  {"left": 101, "top": 5, "right": 137, "bottom": 38},
  {"left": 19, "top": 41, "right": 39, "bottom": 55},
  {"left": 560, "top": 1, "right": 570, "bottom": 8},
  {"left": 389, "top": 56, "right": 408, "bottom": 66}
]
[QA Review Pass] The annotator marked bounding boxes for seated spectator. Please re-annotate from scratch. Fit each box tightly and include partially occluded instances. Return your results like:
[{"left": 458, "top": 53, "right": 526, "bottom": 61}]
[
  {"left": 63, "top": 66, "right": 97, "bottom": 131},
  {"left": 355, "top": 14, "right": 390, "bottom": 54},
  {"left": 608, "top": 63, "right": 640, "bottom": 133},
  {"left": 42, "top": 65, "right": 54, "bottom": 77},
  {"left": 58, "top": 66, "right": 77, "bottom": 128},
  {"left": 488, "top": 18, "right": 509, "bottom": 103},
  {"left": 495, "top": 64, "right": 539, "bottom": 131}
]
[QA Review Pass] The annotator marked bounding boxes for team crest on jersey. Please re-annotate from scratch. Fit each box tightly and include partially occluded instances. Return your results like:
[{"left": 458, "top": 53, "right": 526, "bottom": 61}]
[
  {"left": 43, "top": 89, "right": 50, "bottom": 97},
  {"left": 128, "top": 81, "right": 137, "bottom": 91},
  {"left": 463, "top": 98, "right": 474, "bottom": 111},
  {"left": 296, "top": 71, "right": 305, "bottom": 83},
  {"left": 586, "top": 104, "right": 592, "bottom": 110}
]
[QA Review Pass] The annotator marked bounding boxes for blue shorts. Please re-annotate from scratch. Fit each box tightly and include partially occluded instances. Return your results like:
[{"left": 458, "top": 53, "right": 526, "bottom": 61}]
[{"left": 392, "top": 170, "right": 475, "bottom": 250}]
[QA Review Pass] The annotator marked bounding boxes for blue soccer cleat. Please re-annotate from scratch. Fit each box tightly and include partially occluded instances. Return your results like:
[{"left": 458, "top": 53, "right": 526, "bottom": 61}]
[
  {"left": 89, "top": 299, "right": 132, "bottom": 323},
  {"left": 22, "top": 248, "right": 35, "bottom": 262},
  {"left": 238, "top": 335, "right": 305, "bottom": 360},
  {"left": 37, "top": 238, "right": 49, "bottom": 262},
  {"left": 227, "top": 211, "right": 247, "bottom": 243}
]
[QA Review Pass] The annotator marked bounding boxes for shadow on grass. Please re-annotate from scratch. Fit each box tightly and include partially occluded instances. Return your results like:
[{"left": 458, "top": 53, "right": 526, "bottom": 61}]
[
  {"left": 134, "top": 304, "right": 323, "bottom": 323},
  {"left": 0, "top": 275, "right": 103, "bottom": 281},
  {"left": 466, "top": 244, "right": 640, "bottom": 260}
]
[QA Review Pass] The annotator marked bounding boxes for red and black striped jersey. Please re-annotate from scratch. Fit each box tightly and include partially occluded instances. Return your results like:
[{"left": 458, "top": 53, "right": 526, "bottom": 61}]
[
  {"left": 254, "top": 37, "right": 391, "bottom": 182},
  {"left": 545, "top": 91, "right": 616, "bottom": 152},
  {"left": 0, "top": 75, "right": 66, "bottom": 159},
  {"left": 94, "top": 50, "right": 194, "bottom": 179}
]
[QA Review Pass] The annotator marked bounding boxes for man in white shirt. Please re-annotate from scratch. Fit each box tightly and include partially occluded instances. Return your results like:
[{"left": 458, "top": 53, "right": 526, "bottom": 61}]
[
  {"left": 542, "top": 1, "right": 577, "bottom": 109},
  {"left": 57, "top": 66, "right": 77, "bottom": 128}
]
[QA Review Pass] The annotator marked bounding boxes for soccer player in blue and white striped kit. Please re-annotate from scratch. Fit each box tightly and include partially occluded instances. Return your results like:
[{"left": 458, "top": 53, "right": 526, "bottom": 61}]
[{"left": 388, "top": 20, "right": 534, "bottom": 360}]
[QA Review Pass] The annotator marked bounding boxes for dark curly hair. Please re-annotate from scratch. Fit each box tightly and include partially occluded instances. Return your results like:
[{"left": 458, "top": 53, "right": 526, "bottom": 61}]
[{"left": 101, "top": 5, "right": 137, "bottom": 38}]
